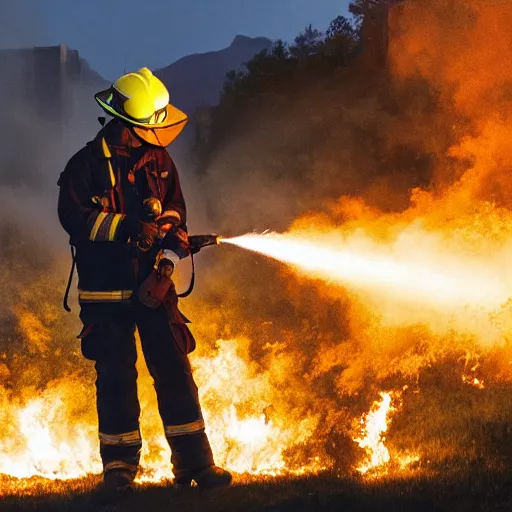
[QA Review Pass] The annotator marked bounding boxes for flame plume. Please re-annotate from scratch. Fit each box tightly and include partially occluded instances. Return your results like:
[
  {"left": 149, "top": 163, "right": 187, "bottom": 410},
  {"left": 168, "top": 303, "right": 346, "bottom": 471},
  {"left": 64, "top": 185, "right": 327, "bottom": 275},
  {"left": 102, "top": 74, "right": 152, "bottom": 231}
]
[
  {"left": 353, "top": 392, "right": 394, "bottom": 474},
  {"left": 0, "top": 380, "right": 101, "bottom": 480},
  {"left": 353, "top": 392, "right": 419, "bottom": 476},
  {"left": 222, "top": 231, "right": 508, "bottom": 312}
]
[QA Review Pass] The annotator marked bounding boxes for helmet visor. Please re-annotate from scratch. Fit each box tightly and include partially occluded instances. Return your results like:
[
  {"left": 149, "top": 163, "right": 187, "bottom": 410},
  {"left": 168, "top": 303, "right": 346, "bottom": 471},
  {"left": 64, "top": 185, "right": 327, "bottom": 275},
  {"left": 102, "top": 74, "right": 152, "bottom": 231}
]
[{"left": 133, "top": 120, "right": 188, "bottom": 147}]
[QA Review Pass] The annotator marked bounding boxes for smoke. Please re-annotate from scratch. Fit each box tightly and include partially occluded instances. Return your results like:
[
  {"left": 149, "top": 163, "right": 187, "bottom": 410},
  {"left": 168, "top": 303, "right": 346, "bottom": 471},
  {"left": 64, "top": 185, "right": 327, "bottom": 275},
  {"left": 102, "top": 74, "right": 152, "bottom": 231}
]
[
  {"left": 389, "top": 0, "right": 512, "bottom": 197},
  {"left": 0, "top": 35, "right": 105, "bottom": 421},
  {"left": 183, "top": 0, "right": 512, "bottom": 470},
  {"left": 390, "top": 0, "right": 512, "bottom": 116}
]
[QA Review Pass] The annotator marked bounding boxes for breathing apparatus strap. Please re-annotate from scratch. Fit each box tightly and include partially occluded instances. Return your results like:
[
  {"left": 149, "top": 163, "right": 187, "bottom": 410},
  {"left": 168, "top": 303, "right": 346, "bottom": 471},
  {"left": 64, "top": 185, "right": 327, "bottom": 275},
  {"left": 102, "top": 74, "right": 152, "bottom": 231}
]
[
  {"left": 63, "top": 244, "right": 77, "bottom": 312},
  {"left": 177, "top": 253, "right": 196, "bottom": 299}
]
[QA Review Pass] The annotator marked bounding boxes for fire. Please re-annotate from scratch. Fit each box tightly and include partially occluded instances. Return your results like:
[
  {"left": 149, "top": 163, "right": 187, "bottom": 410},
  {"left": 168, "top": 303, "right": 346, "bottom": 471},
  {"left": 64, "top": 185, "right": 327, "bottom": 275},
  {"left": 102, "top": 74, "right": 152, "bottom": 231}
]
[
  {"left": 2, "top": 212, "right": 510, "bottom": 485},
  {"left": 4, "top": 1, "right": 512, "bottom": 490},
  {"left": 1, "top": 219, "right": 508, "bottom": 485},
  {"left": 193, "top": 339, "right": 324, "bottom": 475},
  {"left": 353, "top": 392, "right": 394, "bottom": 474},
  {"left": 0, "top": 339, "right": 326, "bottom": 483},
  {"left": 462, "top": 376, "right": 485, "bottom": 390},
  {"left": 353, "top": 392, "right": 418, "bottom": 476},
  {"left": 461, "top": 357, "right": 486, "bottom": 389},
  {"left": 0, "top": 381, "right": 101, "bottom": 480},
  {"left": 136, "top": 338, "right": 327, "bottom": 480}
]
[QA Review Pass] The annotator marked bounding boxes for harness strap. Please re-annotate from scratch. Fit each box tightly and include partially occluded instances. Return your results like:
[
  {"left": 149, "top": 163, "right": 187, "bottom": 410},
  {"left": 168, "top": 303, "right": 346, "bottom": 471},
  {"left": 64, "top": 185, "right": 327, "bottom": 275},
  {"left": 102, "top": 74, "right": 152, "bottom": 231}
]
[
  {"left": 63, "top": 245, "right": 76, "bottom": 312},
  {"left": 177, "top": 253, "right": 196, "bottom": 299}
]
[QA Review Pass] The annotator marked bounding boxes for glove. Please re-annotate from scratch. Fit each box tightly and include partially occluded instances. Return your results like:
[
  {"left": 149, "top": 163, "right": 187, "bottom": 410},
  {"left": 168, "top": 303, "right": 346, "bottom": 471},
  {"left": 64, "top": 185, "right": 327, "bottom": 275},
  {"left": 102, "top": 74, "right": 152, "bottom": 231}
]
[
  {"left": 155, "top": 210, "right": 182, "bottom": 234},
  {"left": 120, "top": 217, "right": 159, "bottom": 251},
  {"left": 135, "top": 221, "right": 159, "bottom": 251},
  {"left": 161, "top": 227, "right": 191, "bottom": 260},
  {"left": 141, "top": 198, "right": 163, "bottom": 222}
]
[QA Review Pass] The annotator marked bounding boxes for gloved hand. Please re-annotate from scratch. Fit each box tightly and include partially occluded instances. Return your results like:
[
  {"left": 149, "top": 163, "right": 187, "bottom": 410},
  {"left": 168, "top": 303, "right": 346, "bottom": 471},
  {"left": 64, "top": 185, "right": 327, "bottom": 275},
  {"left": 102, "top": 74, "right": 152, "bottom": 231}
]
[
  {"left": 141, "top": 198, "right": 163, "bottom": 222},
  {"left": 121, "top": 217, "right": 159, "bottom": 251},
  {"left": 161, "top": 227, "right": 191, "bottom": 259},
  {"left": 135, "top": 221, "right": 159, "bottom": 251},
  {"left": 155, "top": 210, "right": 182, "bottom": 235}
]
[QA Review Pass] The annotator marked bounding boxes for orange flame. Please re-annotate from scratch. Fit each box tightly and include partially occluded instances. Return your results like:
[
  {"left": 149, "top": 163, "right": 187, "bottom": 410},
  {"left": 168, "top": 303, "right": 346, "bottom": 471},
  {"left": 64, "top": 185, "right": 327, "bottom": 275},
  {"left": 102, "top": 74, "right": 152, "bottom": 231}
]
[
  {"left": 4, "top": 0, "right": 512, "bottom": 491},
  {"left": 461, "top": 376, "right": 485, "bottom": 390},
  {"left": 0, "top": 382, "right": 101, "bottom": 480},
  {"left": 0, "top": 339, "right": 327, "bottom": 483},
  {"left": 353, "top": 391, "right": 419, "bottom": 476},
  {"left": 353, "top": 392, "right": 394, "bottom": 474}
]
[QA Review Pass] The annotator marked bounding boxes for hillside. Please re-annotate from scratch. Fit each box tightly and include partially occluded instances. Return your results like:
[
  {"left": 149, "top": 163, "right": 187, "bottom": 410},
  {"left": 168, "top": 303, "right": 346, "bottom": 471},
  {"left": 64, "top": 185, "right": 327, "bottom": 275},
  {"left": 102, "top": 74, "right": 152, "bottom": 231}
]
[{"left": 155, "top": 35, "right": 272, "bottom": 113}]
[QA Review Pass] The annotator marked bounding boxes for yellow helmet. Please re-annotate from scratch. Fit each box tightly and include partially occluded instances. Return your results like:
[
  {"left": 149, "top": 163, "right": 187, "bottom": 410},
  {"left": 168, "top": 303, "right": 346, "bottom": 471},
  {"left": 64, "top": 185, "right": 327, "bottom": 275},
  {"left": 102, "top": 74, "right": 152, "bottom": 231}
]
[{"left": 94, "top": 67, "right": 188, "bottom": 147}]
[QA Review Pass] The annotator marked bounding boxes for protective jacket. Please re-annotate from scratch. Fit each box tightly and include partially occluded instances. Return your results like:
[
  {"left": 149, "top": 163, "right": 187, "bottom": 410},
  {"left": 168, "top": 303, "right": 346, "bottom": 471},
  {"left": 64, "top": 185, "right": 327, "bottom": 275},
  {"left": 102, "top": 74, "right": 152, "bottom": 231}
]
[{"left": 58, "top": 119, "right": 186, "bottom": 307}]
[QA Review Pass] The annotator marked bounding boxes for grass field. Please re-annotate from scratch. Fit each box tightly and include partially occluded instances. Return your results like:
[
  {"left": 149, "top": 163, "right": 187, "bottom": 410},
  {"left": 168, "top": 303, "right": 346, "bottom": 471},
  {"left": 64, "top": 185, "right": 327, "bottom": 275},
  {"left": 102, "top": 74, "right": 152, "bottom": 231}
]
[{"left": 1, "top": 460, "right": 512, "bottom": 512}]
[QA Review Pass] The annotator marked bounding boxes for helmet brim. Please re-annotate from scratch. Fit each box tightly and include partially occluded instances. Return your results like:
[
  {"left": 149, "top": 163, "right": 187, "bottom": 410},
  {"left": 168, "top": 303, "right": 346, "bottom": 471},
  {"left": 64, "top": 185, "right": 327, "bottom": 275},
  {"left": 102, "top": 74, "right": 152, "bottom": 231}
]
[
  {"left": 94, "top": 88, "right": 188, "bottom": 129},
  {"left": 133, "top": 123, "right": 188, "bottom": 147}
]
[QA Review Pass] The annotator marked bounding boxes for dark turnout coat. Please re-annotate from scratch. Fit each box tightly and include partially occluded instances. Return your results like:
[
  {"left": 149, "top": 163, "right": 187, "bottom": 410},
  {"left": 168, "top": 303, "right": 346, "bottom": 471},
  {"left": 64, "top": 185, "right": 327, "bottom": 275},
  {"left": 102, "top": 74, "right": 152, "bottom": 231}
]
[{"left": 58, "top": 120, "right": 186, "bottom": 306}]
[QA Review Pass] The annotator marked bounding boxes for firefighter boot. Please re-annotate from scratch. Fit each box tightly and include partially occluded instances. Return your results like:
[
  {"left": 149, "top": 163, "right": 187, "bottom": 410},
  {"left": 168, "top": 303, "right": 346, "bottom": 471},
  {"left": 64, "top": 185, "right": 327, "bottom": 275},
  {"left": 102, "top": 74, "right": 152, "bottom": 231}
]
[
  {"left": 174, "top": 465, "right": 233, "bottom": 489},
  {"left": 168, "top": 431, "right": 229, "bottom": 489},
  {"left": 103, "top": 469, "right": 135, "bottom": 491}
]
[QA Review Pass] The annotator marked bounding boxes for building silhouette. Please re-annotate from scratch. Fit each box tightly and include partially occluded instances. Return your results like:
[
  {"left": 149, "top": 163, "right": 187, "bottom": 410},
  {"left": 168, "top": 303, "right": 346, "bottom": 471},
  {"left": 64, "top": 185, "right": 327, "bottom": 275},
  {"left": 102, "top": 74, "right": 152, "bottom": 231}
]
[{"left": 0, "top": 44, "right": 104, "bottom": 127}]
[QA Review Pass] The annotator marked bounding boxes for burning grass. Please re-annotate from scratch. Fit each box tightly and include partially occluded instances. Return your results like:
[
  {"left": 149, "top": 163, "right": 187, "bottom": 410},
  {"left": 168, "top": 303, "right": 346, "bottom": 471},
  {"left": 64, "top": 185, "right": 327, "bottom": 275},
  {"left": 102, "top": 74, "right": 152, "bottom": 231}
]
[
  {"left": 1, "top": 458, "right": 512, "bottom": 511},
  {"left": 2, "top": 355, "right": 512, "bottom": 495},
  {"left": 2, "top": 376, "right": 512, "bottom": 511}
]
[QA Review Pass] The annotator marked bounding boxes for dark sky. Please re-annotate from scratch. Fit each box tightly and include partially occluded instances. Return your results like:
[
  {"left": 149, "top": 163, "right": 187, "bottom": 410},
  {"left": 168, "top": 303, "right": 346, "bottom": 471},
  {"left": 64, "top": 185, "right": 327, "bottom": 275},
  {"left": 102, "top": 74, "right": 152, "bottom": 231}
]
[{"left": 0, "top": 0, "right": 350, "bottom": 80}]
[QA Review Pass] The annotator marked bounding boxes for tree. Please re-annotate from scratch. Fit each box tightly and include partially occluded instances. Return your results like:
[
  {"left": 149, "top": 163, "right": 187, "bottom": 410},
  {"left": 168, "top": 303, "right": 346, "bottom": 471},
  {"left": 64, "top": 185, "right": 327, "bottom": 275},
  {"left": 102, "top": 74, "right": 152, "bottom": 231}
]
[
  {"left": 270, "top": 39, "right": 289, "bottom": 62},
  {"left": 349, "top": 0, "right": 398, "bottom": 26},
  {"left": 325, "top": 16, "right": 358, "bottom": 65},
  {"left": 221, "top": 42, "right": 293, "bottom": 106},
  {"left": 222, "top": 69, "right": 247, "bottom": 98},
  {"left": 290, "top": 24, "right": 324, "bottom": 60},
  {"left": 326, "top": 15, "right": 356, "bottom": 41}
]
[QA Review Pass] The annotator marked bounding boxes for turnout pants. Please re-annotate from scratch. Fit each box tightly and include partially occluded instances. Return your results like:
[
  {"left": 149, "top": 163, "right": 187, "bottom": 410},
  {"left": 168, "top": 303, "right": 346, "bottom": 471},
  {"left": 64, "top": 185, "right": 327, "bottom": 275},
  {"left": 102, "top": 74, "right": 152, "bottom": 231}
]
[{"left": 79, "top": 299, "right": 214, "bottom": 479}]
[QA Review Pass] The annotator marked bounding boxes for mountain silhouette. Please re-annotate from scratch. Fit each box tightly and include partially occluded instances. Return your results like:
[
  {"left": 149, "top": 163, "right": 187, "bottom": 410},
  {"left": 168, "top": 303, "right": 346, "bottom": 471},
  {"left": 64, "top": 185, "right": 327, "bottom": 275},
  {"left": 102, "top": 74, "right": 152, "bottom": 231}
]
[
  {"left": 155, "top": 35, "right": 272, "bottom": 114},
  {"left": 1, "top": 37, "right": 272, "bottom": 123}
]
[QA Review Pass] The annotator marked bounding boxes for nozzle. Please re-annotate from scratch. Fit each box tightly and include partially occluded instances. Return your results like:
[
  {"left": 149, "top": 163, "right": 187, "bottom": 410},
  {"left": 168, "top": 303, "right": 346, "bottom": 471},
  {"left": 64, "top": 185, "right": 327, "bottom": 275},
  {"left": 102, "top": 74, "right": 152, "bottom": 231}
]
[{"left": 189, "top": 234, "right": 220, "bottom": 253}]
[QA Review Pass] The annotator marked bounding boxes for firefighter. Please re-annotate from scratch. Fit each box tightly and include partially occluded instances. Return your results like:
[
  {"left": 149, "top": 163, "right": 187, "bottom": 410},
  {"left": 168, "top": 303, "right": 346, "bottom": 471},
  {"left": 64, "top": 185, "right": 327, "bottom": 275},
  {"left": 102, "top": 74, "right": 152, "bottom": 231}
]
[{"left": 57, "top": 67, "right": 232, "bottom": 491}]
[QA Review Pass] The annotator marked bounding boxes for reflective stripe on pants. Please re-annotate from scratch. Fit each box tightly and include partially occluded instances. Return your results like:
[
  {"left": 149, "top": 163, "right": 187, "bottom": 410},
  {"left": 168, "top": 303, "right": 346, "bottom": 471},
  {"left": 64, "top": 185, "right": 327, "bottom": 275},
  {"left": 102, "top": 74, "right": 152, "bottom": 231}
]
[
  {"left": 99, "top": 429, "right": 141, "bottom": 446},
  {"left": 165, "top": 419, "right": 205, "bottom": 438},
  {"left": 104, "top": 460, "right": 138, "bottom": 474}
]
